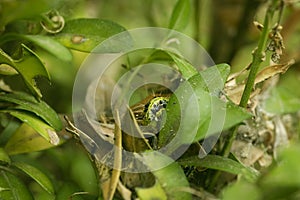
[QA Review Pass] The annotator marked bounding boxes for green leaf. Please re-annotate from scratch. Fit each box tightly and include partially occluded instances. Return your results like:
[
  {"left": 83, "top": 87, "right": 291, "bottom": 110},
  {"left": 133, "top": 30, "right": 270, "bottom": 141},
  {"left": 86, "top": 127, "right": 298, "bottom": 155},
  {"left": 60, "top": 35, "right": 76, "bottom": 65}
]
[
  {"left": 168, "top": 0, "right": 191, "bottom": 31},
  {"left": 4, "top": 123, "right": 57, "bottom": 155},
  {"left": 188, "top": 63, "right": 231, "bottom": 93},
  {"left": 179, "top": 155, "right": 259, "bottom": 182},
  {"left": 3, "top": 111, "right": 60, "bottom": 145},
  {"left": 136, "top": 181, "right": 167, "bottom": 200},
  {"left": 166, "top": 51, "right": 198, "bottom": 79},
  {"left": 0, "top": 44, "right": 50, "bottom": 98},
  {"left": 0, "top": 34, "right": 73, "bottom": 62},
  {"left": 0, "top": 115, "right": 21, "bottom": 146},
  {"left": 0, "top": 170, "right": 33, "bottom": 200},
  {"left": 0, "top": 148, "right": 11, "bottom": 164},
  {"left": 158, "top": 64, "right": 251, "bottom": 148},
  {"left": 13, "top": 162, "right": 55, "bottom": 194},
  {"left": 54, "top": 18, "right": 129, "bottom": 52},
  {"left": 146, "top": 50, "right": 198, "bottom": 79},
  {"left": 139, "top": 152, "right": 192, "bottom": 200},
  {"left": 23, "top": 35, "right": 72, "bottom": 62},
  {"left": 0, "top": 91, "right": 62, "bottom": 130}
]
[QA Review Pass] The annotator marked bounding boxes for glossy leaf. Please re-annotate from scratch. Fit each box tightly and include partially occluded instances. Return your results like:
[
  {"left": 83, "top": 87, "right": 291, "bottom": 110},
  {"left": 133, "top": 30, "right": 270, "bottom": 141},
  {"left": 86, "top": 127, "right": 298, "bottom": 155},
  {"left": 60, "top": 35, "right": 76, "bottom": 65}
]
[
  {"left": 179, "top": 155, "right": 259, "bottom": 182},
  {"left": 13, "top": 162, "right": 55, "bottom": 194},
  {"left": 0, "top": 91, "right": 62, "bottom": 130},
  {"left": 4, "top": 111, "right": 60, "bottom": 145},
  {"left": 0, "top": 45, "right": 49, "bottom": 98},
  {"left": 140, "top": 152, "right": 192, "bottom": 200},
  {"left": 0, "top": 117, "right": 20, "bottom": 146},
  {"left": 146, "top": 49, "right": 198, "bottom": 79},
  {"left": 0, "top": 170, "right": 33, "bottom": 200},
  {"left": 166, "top": 51, "right": 198, "bottom": 79},
  {"left": 22, "top": 35, "right": 72, "bottom": 62},
  {"left": 0, "top": 148, "right": 10, "bottom": 164},
  {"left": 54, "top": 18, "right": 129, "bottom": 52},
  {"left": 4, "top": 123, "right": 57, "bottom": 155},
  {"left": 168, "top": 0, "right": 191, "bottom": 31},
  {"left": 0, "top": 34, "right": 73, "bottom": 62},
  {"left": 159, "top": 64, "right": 251, "bottom": 147}
]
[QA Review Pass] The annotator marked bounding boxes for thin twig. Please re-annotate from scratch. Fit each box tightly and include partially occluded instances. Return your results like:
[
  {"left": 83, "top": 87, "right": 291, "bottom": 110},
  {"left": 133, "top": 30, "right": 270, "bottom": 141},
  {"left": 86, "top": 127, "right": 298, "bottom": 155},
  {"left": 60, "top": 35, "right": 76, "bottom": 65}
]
[
  {"left": 107, "top": 109, "right": 122, "bottom": 200},
  {"left": 209, "top": 0, "right": 284, "bottom": 192}
]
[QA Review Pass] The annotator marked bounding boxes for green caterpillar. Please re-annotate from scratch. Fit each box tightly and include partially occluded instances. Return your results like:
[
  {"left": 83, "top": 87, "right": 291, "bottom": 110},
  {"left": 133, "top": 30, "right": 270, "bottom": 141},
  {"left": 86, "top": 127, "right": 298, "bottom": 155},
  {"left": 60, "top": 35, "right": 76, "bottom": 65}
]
[{"left": 144, "top": 97, "right": 169, "bottom": 124}]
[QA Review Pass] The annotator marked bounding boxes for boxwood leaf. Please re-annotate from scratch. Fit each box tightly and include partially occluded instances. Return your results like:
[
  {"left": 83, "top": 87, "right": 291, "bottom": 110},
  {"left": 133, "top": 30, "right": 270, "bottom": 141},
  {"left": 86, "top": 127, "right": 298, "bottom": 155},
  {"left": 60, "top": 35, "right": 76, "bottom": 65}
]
[
  {"left": 158, "top": 65, "right": 251, "bottom": 148},
  {"left": 22, "top": 35, "right": 72, "bottom": 62},
  {"left": 0, "top": 44, "right": 49, "bottom": 98},
  {"left": 0, "top": 34, "right": 73, "bottom": 62},
  {"left": 0, "top": 170, "right": 33, "bottom": 200},
  {"left": 3, "top": 111, "right": 60, "bottom": 145},
  {"left": 179, "top": 155, "right": 259, "bottom": 182},
  {"left": 0, "top": 91, "right": 62, "bottom": 130},
  {"left": 13, "top": 162, "right": 54, "bottom": 194},
  {"left": 4, "top": 123, "right": 57, "bottom": 155},
  {"left": 54, "top": 18, "right": 129, "bottom": 52}
]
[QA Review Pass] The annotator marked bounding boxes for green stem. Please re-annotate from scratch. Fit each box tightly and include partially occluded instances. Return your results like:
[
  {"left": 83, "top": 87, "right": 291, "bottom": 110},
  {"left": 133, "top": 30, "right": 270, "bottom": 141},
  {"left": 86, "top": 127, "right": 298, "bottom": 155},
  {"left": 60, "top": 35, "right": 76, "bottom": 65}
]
[
  {"left": 239, "top": 0, "right": 279, "bottom": 107},
  {"left": 209, "top": 0, "right": 282, "bottom": 192},
  {"left": 224, "top": 0, "right": 281, "bottom": 159}
]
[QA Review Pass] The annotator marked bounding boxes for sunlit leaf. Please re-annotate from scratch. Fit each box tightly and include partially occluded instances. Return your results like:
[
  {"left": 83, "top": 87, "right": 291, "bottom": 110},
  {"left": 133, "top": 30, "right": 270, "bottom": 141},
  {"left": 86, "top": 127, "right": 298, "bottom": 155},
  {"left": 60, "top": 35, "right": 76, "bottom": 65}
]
[
  {"left": 0, "top": 45, "right": 49, "bottom": 98},
  {"left": 139, "top": 152, "right": 192, "bottom": 200},
  {"left": 179, "top": 155, "right": 259, "bottom": 182},
  {"left": 54, "top": 18, "right": 129, "bottom": 52},
  {"left": 0, "top": 170, "right": 33, "bottom": 200},
  {"left": 0, "top": 91, "right": 62, "bottom": 130},
  {"left": 13, "top": 162, "right": 55, "bottom": 194},
  {"left": 4, "top": 123, "right": 57, "bottom": 155},
  {"left": 168, "top": 0, "right": 191, "bottom": 31},
  {"left": 14, "top": 34, "right": 72, "bottom": 62},
  {"left": 4, "top": 111, "right": 60, "bottom": 145}
]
